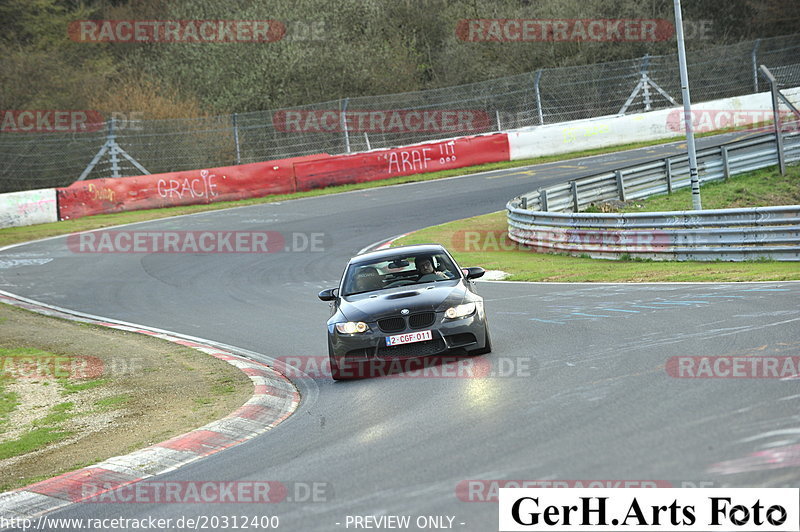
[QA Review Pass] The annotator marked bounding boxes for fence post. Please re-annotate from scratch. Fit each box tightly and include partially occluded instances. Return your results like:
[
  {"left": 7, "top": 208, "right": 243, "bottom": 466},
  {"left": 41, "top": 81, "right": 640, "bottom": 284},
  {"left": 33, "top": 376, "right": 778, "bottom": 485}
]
[
  {"left": 520, "top": 196, "right": 527, "bottom": 209},
  {"left": 534, "top": 70, "right": 544, "bottom": 125},
  {"left": 641, "top": 54, "right": 652, "bottom": 111},
  {"left": 341, "top": 98, "right": 351, "bottom": 153},
  {"left": 539, "top": 189, "right": 548, "bottom": 211},
  {"left": 364, "top": 132, "right": 371, "bottom": 151},
  {"left": 752, "top": 39, "right": 761, "bottom": 93},
  {"left": 108, "top": 118, "right": 120, "bottom": 178},
  {"left": 615, "top": 170, "right": 626, "bottom": 202},
  {"left": 495, "top": 110, "right": 502, "bottom": 131},
  {"left": 721, "top": 146, "right": 730, "bottom": 180},
  {"left": 232, "top": 113, "right": 241, "bottom": 165},
  {"left": 571, "top": 181, "right": 579, "bottom": 212},
  {"left": 665, "top": 158, "right": 673, "bottom": 194},
  {"left": 78, "top": 116, "right": 149, "bottom": 181},
  {"left": 760, "top": 65, "right": 786, "bottom": 175}
]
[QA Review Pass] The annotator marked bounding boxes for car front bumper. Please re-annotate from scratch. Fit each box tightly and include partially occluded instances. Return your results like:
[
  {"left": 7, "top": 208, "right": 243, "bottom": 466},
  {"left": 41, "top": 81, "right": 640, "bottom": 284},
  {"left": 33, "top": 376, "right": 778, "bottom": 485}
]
[{"left": 328, "top": 310, "right": 488, "bottom": 362}]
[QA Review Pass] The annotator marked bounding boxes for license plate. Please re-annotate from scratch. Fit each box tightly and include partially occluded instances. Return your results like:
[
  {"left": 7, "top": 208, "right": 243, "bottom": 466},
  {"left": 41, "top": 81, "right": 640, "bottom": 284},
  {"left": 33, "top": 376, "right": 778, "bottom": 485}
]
[{"left": 385, "top": 330, "right": 432, "bottom": 346}]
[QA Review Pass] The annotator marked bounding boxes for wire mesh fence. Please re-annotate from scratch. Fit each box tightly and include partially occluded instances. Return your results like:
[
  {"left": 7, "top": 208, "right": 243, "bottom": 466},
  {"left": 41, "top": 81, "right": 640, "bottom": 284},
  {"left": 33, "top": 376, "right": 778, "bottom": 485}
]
[{"left": 1, "top": 34, "right": 799, "bottom": 193}]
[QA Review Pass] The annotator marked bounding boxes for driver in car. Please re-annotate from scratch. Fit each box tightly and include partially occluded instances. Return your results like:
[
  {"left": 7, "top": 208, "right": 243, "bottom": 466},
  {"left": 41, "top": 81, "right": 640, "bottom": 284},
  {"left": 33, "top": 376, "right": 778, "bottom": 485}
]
[{"left": 415, "top": 256, "right": 450, "bottom": 282}]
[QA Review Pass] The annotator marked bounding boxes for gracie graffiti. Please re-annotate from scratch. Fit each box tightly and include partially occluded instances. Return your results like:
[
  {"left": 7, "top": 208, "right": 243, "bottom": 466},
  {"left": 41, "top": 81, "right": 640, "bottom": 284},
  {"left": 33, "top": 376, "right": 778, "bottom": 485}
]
[{"left": 157, "top": 169, "right": 219, "bottom": 200}]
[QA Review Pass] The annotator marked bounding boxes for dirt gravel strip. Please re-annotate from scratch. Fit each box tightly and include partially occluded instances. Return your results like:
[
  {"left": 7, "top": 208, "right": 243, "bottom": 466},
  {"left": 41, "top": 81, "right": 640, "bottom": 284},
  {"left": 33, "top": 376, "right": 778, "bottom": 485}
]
[{"left": 0, "top": 292, "right": 300, "bottom": 520}]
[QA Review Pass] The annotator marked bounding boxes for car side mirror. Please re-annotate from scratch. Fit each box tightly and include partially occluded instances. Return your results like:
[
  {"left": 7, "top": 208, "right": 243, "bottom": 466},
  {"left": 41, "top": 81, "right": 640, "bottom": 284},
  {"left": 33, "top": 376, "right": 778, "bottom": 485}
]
[
  {"left": 463, "top": 267, "right": 485, "bottom": 280},
  {"left": 318, "top": 288, "right": 339, "bottom": 301}
]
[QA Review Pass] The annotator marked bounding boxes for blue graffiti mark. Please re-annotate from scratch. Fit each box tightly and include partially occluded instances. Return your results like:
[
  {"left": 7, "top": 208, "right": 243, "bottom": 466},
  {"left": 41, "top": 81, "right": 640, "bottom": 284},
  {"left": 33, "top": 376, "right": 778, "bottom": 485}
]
[
  {"left": 741, "top": 288, "right": 791, "bottom": 292},
  {"left": 529, "top": 318, "right": 566, "bottom": 324},
  {"left": 650, "top": 300, "right": 709, "bottom": 305},
  {"left": 525, "top": 293, "right": 755, "bottom": 326}
]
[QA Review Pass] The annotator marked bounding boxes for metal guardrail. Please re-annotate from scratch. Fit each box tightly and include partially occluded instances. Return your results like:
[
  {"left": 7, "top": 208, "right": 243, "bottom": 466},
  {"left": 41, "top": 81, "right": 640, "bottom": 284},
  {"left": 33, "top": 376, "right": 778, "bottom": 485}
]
[{"left": 506, "top": 131, "right": 800, "bottom": 261}]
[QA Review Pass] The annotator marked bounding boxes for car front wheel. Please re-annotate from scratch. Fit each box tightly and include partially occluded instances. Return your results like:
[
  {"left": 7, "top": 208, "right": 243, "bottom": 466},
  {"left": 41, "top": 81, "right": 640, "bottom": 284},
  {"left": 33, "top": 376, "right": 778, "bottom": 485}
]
[
  {"left": 328, "top": 339, "right": 344, "bottom": 381},
  {"left": 470, "top": 326, "right": 492, "bottom": 355},
  {"left": 329, "top": 339, "right": 356, "bottom": 381}
]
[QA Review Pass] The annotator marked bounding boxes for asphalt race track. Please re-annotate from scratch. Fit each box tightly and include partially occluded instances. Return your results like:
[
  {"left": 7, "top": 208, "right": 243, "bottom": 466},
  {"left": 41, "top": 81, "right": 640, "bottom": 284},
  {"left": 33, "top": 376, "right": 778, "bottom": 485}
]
[{"left": 1, "top": 131, "right": 798, "bottom": 531}]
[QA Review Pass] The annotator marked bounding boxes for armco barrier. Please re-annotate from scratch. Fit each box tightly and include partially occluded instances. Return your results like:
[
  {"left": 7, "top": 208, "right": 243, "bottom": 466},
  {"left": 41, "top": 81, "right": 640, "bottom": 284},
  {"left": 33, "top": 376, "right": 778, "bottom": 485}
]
[
  {"left": 0, "top": 188, "right": 58, "bottom": 228},
  {"left": 56, "top": 153, "right": 331, "bottom": 220},
  {"left": 507, "top": 131, "right": 800, "bottom": 261},
  {"left": 293, "top": 134, "right": 510, "bottom": 191},
  {"left": 54, "top": 133, "right": 510, "bottom": 221}
]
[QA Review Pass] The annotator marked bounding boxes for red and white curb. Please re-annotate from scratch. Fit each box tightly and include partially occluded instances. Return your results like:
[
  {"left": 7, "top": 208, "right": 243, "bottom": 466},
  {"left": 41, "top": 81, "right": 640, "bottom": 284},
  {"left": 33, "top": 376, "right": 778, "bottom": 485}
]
[
  {"left": 0, "top": 292, "right": 300, "bottom": 520},
  {"left": 357, "top": 232, "right": 410, "bottom": 254}
]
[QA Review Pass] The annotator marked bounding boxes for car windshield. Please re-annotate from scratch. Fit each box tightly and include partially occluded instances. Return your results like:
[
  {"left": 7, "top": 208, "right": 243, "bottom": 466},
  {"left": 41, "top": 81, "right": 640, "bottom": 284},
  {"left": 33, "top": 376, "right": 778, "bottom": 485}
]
[{"left": 342, "top": 252, "right": 459, "bottom": 295}]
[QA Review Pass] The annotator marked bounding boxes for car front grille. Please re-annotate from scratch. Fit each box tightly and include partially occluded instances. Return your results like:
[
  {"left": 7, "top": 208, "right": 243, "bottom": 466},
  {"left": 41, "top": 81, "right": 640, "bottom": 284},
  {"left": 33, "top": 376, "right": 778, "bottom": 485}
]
[
  {"left": 378, "top": 317, "right": 406, "bottom": 333},
  {"left": 378, "top": 312, "right": 436, "bottom": 333},
  {"left": 408, "top": 312, "right": 435, "bottom": 329},
  {"left": 376, "top": 339, "right": 446, "bottom": 358}
]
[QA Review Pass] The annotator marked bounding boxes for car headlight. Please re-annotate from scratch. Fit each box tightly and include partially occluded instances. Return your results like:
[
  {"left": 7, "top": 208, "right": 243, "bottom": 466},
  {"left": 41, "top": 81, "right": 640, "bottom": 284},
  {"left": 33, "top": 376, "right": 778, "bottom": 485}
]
[
  {"left": 444, "top": 302, "right": 476, "bottom": 319},
  {"left": 335, "top": 321, "right": 369, "bottom": 334}
]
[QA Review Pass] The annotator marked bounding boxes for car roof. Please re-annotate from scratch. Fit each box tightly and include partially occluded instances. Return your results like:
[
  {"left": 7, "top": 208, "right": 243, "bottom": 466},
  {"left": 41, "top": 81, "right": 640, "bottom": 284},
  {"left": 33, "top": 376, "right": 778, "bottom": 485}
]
[{"left": 349, "top": 243, "right": 447, "bottom": 265}]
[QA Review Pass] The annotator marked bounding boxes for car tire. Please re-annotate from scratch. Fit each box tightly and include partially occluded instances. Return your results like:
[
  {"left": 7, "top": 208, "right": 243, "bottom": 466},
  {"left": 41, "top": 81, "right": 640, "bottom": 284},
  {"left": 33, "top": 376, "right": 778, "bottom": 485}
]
[{"left": 470, "top": 326, "right": 492, "bottom": 355}]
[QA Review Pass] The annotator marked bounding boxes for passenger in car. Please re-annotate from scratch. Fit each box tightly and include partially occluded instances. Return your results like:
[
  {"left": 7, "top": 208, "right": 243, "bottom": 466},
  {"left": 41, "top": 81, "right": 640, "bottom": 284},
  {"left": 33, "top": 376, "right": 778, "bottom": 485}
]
[{"left": 355, "top": 266, "right": 383, "bottom": 292}]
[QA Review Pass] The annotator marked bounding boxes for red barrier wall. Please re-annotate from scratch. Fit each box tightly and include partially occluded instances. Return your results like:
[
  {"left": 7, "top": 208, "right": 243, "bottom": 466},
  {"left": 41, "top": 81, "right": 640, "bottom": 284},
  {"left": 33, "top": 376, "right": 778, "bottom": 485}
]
[
  {"left": 57, "top": 153, "right": 330, "bottom": 220},
  {"left": 57, "top": 133, "right": 510, "bottom": 220},
  {"left": 292, "top": 134, "right": 510, "bottom": 191}
]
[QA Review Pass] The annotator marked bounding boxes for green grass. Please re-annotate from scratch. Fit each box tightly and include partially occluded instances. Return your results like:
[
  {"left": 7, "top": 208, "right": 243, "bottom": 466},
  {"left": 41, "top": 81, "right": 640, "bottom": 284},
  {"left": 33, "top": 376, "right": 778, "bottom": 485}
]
[
  {"left": 0, "top": 428, "right": 73, "bottom": 460},
  {"left": 1, "top": 347, "right": 61, "bottom": 359},
  {"left": 0, "top": 134, "right": 725, "bottom": 250},
  {"left": 94, "top": 394, "right": 129, "bottom": 410},
  {"left": 211, "top": 377, "right": 237, "bottom": 396},
  {"left": 0, "top": 347, "right": 70, "bottom": 381},
  {"left": 33, "top": 402, "right": 75, "bottom": 427},
  {"left": 0, "top": 347, "right": 105, "bottom": 458},
  {"left": 596, "top": 164, "right": 800, "bottom": 213},
  {"left": 0, "top": 403, "right": 76, "bottom": 460},
  {"left": 394, "top": 162, "right": 800, "bottom": 282},
  {"left": 61, "top": 378, "right": 108, "bottom": 394},
  {"left": 0, "top": 378, "right": 18, "bottom": 433},
  {"left": 0, "top": 347, "right": 109, "bottom": 395}
]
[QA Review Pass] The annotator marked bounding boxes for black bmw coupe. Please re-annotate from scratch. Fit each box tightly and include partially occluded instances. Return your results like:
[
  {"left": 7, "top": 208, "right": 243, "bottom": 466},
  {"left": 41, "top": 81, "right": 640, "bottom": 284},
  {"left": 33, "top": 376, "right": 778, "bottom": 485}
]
[{"left": 318, "top": 243, "right": 491, "bottom": 380}]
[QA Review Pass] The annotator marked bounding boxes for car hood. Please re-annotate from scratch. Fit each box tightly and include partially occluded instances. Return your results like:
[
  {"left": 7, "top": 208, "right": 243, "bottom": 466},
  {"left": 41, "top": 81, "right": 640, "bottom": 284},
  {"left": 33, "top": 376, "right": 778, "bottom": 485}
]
[{"left": 339, "top": 281, "right": 466, "bottom": 322}]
